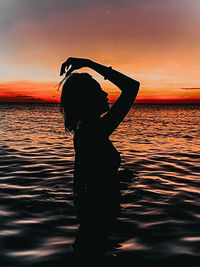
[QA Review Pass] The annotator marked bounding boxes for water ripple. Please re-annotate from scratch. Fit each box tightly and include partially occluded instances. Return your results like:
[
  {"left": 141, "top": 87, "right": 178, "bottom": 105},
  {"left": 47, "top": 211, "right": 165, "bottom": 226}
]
[{"left": 0, "top": 103, "right": 200, "bottom": 266}]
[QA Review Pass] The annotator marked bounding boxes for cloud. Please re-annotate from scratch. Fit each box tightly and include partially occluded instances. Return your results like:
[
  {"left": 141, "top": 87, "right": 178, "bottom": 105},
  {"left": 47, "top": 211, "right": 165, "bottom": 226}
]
[
  {"left": 0, "top": 94, "right": 43, "bottom": 102},
  {"left": 0, "top": 0, "right": 133, "bottom": 33},
  {"left": 1, "top": 0, "right": 198, "bottom": 81},
  {"left": 3, "top": 0, "right": 200, "bottom": 58},
  {"left": 14, "top": 95, "right": 42, "bottom": 101}
]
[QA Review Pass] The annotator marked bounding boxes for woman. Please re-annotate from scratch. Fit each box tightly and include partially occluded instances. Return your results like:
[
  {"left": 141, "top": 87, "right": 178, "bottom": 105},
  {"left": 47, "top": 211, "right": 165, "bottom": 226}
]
[
  {"left": 60, "top": 57, "right": 139, "bottom": 265},
  {"left": 60, "top": 57, "right": 140, "bottom": 222}
]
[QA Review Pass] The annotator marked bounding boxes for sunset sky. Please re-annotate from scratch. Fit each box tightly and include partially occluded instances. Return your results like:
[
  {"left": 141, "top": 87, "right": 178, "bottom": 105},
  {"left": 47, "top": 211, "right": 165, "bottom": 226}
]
[{"left": 0, "top": 0, "right": 200, "bottom": 103}]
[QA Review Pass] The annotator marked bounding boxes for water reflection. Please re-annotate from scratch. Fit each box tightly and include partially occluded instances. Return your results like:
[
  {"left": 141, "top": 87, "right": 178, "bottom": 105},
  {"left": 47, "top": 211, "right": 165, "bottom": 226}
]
[{"left": 0, "top": 103, "right": 200, "bottom": 266}]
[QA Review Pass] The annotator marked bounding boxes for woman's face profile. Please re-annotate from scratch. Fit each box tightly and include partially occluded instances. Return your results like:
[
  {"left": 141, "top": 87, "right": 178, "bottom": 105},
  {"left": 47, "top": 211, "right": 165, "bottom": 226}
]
[{"left": 85, "top": 79, "right": 110, "bottom": 115}]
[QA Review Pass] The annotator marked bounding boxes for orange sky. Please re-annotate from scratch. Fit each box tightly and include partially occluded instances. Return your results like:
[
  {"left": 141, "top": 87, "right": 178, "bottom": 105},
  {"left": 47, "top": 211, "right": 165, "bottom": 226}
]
[{"left": 0, "top": 0, "right": 200, "bottom": 103}]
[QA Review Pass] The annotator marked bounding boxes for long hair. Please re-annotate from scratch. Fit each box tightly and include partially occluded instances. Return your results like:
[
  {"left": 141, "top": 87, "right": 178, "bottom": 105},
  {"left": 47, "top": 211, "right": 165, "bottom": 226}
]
[{"left": 60, "top": 72, "right": 94, "bottom": 133}]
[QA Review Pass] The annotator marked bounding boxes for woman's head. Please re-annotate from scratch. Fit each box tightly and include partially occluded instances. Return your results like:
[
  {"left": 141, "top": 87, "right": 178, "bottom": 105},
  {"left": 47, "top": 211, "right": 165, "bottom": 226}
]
[{"left": 60, "top": 72, "right": 109, "bottom": 132}]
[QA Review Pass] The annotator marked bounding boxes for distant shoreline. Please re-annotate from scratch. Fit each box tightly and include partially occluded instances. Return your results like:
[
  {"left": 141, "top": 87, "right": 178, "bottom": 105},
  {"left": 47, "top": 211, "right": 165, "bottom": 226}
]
[{"left": 1, "top": 102, "right": 200, "bottom": 105}]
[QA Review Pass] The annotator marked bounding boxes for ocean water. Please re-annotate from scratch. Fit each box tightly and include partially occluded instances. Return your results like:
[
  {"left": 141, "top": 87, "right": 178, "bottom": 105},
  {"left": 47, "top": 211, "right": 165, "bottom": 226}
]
[{"left": 0, "top": 103, "right": 200, "bottom": 267}]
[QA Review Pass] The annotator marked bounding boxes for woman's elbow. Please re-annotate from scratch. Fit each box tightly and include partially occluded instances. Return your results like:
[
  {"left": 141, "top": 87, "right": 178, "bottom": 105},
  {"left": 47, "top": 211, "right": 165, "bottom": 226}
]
[
  {"left": 134, "top": 80, "right": 140, "bottom": 89},
  {"left": 128, "top": 79, "right": 140, "bottom": 92}
]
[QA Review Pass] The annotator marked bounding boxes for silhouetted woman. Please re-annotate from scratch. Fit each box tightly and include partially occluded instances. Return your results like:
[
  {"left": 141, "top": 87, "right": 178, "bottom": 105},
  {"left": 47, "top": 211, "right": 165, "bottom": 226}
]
[{"left": 60, "top": 57, "right": 140, "bottom": 266}]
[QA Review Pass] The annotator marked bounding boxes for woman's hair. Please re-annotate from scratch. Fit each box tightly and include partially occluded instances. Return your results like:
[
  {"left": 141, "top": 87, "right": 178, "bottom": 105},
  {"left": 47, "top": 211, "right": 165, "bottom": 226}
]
[{"left": 60, "top": 72, "right": 95, "bottom": 133}]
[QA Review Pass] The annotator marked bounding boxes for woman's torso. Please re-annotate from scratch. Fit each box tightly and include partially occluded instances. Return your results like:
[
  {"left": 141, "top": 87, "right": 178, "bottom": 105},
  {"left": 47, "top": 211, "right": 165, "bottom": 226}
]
[
  {"left": 73, "top": 123, "right": 121, "bottom": 219},
  {"left": 74, "top": 125, "right": 121, "bottom": 179}
]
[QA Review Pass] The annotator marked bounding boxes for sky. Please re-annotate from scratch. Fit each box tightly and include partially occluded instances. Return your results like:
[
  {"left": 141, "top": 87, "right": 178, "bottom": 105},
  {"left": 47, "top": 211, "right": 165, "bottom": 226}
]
[{"left": 0, "top": 0, "right": 200, "bottom": 103}]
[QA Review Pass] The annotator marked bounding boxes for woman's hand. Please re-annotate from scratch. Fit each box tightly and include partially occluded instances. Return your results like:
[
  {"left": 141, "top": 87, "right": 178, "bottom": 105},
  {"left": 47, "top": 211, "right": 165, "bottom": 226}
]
[{"left": 60, "top": 57, "right": 90, "bottom": 76}]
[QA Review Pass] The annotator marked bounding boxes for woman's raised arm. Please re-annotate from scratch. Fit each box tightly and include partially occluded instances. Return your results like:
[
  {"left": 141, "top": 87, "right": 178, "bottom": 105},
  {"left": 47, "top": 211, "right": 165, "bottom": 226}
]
[{"left": 87, "top": 59, "right": 140, "bottom": 136}]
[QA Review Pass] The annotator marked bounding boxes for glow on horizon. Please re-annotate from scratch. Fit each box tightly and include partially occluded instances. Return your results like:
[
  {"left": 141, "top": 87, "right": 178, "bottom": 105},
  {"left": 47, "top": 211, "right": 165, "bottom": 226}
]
[{"left": 0, "top": 80, "right": 200, "bottom": 104}]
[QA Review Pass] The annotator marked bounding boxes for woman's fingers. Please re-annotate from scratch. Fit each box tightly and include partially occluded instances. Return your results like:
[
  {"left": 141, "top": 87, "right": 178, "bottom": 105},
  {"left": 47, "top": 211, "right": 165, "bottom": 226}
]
[
  {"left": 65, "top": 58, "right": 72, "bottom": 69},
  {"left": 60, "top": 59, "right": 68, "bottom": 76},
  {"left": 65, "top": 65, "right": 74, "bottom": 77},
  {"left": 60, "top": 57, "right": 86, "bottom": 76},
  {"left": 60, "top": 58, "right": 73, "bottom": 76}
]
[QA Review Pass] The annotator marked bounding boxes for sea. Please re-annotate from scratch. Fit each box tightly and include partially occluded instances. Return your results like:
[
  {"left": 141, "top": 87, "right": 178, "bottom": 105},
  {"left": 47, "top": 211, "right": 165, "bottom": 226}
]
[{"left": 0, "top": 103, "right": 200, "bottom": 267}]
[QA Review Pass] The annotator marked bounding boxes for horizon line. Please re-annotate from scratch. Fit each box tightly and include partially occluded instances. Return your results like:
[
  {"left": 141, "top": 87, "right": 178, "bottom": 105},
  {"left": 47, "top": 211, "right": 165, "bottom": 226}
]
[{"left": 1, "top": 100, "right": 200, "bottom": 104}]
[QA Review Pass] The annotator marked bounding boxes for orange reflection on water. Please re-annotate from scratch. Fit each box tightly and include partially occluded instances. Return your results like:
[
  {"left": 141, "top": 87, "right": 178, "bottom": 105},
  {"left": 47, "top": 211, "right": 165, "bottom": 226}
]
[{"left": 119, "top": 238, "right": 148, "bottom": 251}]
